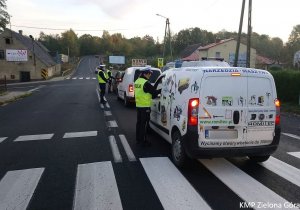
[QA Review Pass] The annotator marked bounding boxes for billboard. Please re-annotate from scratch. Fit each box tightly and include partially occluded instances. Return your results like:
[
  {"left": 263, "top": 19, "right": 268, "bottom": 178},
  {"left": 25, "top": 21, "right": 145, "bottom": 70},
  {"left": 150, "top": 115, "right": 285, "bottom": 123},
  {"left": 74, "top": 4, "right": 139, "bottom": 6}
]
[
  {"left": 228, "top": 52, "right": 246, "bottom": 67},
  {"left": 6, "top": 49, "right": 28, "bottom": 62},
  {"left": 109, "top": 56, "right": 125, "bottom": 64}
]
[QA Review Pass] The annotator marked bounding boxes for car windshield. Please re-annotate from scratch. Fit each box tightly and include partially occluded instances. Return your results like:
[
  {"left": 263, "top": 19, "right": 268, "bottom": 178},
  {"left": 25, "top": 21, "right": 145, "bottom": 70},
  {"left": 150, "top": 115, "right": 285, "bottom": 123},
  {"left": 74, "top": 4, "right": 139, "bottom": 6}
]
[{"left": 134, "top": 69, "right": 160, "bottom": 83}]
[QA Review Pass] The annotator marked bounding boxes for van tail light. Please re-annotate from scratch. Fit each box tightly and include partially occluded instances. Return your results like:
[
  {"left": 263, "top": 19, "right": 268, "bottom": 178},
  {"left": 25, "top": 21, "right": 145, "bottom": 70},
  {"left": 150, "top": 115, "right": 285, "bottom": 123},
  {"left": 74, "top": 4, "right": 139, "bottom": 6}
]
[
  {"left": 188, "top": 98, "right": 199, "bottom": 126},
  {"left": 128, "top": 84, "right": 134, "bottom": 92},
  {"left": 275, "top": 98, "right": 280, "bottom": 125}
]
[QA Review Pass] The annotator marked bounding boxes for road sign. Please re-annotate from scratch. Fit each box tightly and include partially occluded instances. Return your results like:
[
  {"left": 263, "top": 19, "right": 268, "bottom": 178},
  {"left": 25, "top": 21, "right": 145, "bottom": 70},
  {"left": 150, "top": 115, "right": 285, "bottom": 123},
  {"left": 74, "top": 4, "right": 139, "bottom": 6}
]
[
  {"left": 158, "top": 58, "right": 164, "bottom": 68},
  {"left": 132, "top": 59, "right": 147, "bottom": 67}
]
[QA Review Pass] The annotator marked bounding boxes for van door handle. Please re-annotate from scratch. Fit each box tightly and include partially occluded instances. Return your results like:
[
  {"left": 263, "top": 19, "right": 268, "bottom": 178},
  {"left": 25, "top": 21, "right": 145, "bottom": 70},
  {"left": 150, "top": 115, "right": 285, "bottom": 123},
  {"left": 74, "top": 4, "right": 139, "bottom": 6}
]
[{"left": 233, "top": 111, "right": 240, "bottom": 124}]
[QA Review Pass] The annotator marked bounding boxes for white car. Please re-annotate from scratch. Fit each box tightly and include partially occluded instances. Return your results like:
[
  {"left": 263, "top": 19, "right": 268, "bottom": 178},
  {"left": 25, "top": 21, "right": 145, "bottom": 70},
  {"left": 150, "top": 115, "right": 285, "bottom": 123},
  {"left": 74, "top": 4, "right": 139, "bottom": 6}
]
[
  {"left": 150, "top": 66, "right": 281, "bottom": 167},
  {"left": 117, "top": 66, "right": 161, "bottom": 106}
]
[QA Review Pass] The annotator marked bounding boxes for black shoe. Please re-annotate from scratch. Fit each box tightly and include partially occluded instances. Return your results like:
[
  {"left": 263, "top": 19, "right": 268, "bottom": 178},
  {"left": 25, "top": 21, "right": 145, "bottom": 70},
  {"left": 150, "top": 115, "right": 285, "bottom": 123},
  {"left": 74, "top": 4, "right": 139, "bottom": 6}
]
[{"left": 142, "top": 141, "right": 151, "bottom": 147}]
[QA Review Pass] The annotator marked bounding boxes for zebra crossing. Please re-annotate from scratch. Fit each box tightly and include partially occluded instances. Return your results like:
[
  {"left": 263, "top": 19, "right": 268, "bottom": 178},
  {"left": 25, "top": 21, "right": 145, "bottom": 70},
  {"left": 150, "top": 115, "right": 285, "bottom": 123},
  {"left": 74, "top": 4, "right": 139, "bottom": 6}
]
[
  {"left": 0, "top": 155, "right": 299, "bottom": 210},
  {"left": 1, "top": 129, "right": 300, "bottom": 209},
  {"left": 66, "top": 77, "right": 97, "bottom": 80}
]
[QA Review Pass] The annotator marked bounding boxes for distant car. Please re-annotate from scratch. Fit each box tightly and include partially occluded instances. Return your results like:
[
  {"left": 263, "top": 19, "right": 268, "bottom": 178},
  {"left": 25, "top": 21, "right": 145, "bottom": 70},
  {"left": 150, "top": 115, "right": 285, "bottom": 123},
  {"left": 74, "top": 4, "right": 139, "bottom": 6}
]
[
  {"left": 117, "top": 66, "right": 161, "bottom": 106},
  {"left": 112, "top": 71, "right": 125, "bottom": 93}
]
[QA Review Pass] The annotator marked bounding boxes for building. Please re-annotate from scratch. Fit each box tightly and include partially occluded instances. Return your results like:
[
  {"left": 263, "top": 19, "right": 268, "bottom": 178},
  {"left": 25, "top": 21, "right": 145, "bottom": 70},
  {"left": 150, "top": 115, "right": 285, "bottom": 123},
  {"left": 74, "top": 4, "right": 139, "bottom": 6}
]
[
  {"left": 0, "top": 29, "right": 61, "bottom": 82},
  {"left": 181, "top": 38, "right": 257, "bottom": 68}
]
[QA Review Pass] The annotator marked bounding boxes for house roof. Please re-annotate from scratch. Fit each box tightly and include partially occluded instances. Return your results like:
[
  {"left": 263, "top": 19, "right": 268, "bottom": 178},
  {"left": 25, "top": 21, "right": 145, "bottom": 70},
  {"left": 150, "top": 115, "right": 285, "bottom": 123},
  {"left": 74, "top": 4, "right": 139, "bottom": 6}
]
[
  {"left": 5, "top": 29, "right": 57, "bottom": 67},
  {"left": 256, "top": 55, "right": 275, "bottom": 65},
  {"left": 198, "top": 38, "right": 234, "bottom": 51},
  {"left": 180, "top": 43, "right": 202, "bottom": 58}
]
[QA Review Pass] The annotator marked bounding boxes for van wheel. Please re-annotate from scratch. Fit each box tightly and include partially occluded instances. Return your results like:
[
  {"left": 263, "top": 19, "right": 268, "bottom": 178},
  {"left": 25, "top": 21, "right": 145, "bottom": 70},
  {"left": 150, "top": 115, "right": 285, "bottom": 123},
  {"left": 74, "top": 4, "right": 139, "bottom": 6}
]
[
  {"left": 171, "top": 130, "right": 187, "bottom": 168},
  {"left": 248, "top": 155, "right": 270, "bottom": 162},
  {"left": 116, "top": 89, "right": 121, "bottom": 100}
]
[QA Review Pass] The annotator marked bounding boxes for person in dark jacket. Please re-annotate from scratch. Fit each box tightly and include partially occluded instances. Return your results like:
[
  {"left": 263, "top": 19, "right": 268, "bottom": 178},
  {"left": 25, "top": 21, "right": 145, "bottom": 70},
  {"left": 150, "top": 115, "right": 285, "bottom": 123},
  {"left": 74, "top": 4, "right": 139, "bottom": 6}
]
[{"left": 134, "top": 67, "right": 161, "bottom": 146}]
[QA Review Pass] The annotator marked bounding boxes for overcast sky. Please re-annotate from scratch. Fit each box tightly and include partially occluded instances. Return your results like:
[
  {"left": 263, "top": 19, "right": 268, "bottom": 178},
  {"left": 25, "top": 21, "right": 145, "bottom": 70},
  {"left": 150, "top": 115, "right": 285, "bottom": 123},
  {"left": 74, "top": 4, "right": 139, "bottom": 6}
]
[{"left": 6, "top": 0, "right": 300, "bottom": 43}]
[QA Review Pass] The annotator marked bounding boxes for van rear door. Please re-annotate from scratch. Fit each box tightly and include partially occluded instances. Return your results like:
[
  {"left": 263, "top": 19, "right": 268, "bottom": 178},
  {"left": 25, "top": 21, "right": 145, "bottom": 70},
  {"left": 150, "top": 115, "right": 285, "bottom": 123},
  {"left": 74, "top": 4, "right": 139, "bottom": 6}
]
[
  {"left": 246, "top": 70, "right": 276, "bottom": 146},
  {"left": 198, "top": 69, "right": 248, "bottom": 148}
]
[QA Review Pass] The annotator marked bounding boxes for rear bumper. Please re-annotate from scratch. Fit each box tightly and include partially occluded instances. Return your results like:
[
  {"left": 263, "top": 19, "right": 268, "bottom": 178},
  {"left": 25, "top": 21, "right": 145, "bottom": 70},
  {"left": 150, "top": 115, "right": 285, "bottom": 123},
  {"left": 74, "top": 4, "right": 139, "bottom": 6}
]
[
  {"left": 183, "top": 125, "right": 281, "bottom": 158},
  {"left": 126, "top": 95, "right": 135, "bottom": 103}
]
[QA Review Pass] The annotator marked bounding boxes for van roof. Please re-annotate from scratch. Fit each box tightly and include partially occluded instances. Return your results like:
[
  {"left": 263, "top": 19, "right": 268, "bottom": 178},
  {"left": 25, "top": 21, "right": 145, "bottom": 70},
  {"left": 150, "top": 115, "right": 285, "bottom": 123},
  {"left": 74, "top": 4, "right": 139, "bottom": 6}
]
[{"left": 181, "top": 60, "right": 230, "bottom": 67}]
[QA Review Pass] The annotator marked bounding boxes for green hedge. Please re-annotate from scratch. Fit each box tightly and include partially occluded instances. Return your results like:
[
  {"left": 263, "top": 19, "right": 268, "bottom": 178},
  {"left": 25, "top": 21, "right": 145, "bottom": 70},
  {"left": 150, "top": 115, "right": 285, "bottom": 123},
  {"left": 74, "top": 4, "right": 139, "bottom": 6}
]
[{"left": 270, "top": 70, "right": 300, "bottom": 104}]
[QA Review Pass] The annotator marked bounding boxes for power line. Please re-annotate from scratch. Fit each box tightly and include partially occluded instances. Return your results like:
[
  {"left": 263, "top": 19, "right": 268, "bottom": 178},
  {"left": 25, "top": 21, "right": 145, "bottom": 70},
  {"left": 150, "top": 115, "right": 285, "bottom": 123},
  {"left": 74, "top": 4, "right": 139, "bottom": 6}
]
[{"left": 11, "top": 24, "right": 156, "bottom": 32}]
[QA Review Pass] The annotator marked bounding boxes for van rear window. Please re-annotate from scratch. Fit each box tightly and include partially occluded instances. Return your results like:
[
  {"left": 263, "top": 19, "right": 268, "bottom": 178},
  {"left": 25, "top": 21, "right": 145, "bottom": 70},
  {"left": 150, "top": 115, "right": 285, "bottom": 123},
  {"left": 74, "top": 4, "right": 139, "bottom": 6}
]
[{"left": 134, "top": 70, "right": 161, "bottom": 83}]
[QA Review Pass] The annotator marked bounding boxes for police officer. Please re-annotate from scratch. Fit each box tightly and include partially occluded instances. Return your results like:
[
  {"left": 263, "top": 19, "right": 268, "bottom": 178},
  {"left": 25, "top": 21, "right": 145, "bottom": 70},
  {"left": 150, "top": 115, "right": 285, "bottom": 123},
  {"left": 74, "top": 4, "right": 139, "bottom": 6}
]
[
  {"left": 106, "top": 66, "right": 114, "bottom": 93},
  {"left": 134, "top": 67, "right": 160, "bottom": 146},
  {"left": 97, "top": 64, "right": 107, "bottom": 103}
]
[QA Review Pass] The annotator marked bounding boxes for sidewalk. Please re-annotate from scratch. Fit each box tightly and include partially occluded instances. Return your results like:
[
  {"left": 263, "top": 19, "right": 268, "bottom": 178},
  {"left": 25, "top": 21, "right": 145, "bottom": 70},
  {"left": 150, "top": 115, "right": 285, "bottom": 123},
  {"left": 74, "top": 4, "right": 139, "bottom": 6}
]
[
  {"left": 0, "top": 91, "right": 30, "bottom": 105},
  {"left": 0, "top": 75, "right": 67, "bottom": 105}
]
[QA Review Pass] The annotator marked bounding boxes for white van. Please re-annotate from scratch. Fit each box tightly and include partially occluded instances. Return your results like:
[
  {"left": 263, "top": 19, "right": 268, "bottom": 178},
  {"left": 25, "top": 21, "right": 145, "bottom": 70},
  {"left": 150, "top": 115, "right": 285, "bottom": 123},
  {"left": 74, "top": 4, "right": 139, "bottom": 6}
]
[
  {"left": 117, "top": 66, "right": 161, "bottom": 106},
  {"left": 150, "top": 67, "right": 281, "bottom": 167}
]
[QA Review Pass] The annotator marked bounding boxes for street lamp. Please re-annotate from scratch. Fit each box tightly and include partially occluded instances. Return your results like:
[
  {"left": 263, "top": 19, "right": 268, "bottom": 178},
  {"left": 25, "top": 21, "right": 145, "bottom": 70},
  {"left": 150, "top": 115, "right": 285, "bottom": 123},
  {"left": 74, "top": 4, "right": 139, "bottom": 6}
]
[
  {"left": 29, "top": 35, "right": 36, "bottom": 67},
  {"left": 156, "top": 13, "right": 173, "bottom": 60}
]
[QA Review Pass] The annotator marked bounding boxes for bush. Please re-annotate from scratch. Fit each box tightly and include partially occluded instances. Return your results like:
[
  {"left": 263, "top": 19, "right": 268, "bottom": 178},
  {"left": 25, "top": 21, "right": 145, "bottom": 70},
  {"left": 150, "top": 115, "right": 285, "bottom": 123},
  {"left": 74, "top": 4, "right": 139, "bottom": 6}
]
[{"left": 270, "top": 70, "right": 300, "bottom": 104}]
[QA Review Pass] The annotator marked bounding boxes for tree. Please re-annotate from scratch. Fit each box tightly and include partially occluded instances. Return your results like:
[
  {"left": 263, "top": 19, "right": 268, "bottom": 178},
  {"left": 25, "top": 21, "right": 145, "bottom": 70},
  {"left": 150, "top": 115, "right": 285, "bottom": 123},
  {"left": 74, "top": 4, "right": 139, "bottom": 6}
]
[
  {"left": 285, "top": 25, "right": 300, "bottom": 67},
  {"left": 0, "top": 0, "right": 9, "bottom": 32},
  {"left": 61, "top": 29, "right": 79, "bottom": 57}
]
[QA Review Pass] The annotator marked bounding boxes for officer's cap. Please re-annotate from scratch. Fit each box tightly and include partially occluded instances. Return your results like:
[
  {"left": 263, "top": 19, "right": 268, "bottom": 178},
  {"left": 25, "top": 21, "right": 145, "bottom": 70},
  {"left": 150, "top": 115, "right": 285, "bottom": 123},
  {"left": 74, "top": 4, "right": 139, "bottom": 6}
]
[{"left": 141, "top": 67, "right": 153, "bottom": 74}]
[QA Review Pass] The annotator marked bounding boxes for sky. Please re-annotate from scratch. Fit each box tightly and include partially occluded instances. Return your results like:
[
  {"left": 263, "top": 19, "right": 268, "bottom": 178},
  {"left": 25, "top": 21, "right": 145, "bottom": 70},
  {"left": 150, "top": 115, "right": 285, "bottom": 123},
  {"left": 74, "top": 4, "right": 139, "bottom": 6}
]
[{"left": 6, "top": 0, "right": 300, "bottom": 44}]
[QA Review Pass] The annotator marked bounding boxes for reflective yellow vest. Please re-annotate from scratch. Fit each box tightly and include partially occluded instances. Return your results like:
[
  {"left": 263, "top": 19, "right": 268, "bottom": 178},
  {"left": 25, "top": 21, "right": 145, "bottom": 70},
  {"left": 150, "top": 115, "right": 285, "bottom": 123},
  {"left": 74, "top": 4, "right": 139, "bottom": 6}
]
[
  {"left": 134, "top": 78, "right": 152, "bottom": 107},
  {"left": 106, "top": 70, "right": 111, "bottom": 79},
  {"left": 97, "top": 70, "right": 106, "bottom": 84}
]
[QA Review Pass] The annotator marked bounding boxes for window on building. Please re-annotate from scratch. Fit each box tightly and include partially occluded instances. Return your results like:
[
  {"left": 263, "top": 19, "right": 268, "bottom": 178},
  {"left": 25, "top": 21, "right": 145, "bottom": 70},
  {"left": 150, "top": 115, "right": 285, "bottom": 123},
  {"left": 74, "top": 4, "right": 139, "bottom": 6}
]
[
  {"left": 5, "top": 38, "right": 12, "bottom": 44},
  {"left": 215, "top": 52, "right": 221, "bottom": 58},
  {"left": 0, "top": 50, "right": 4, "bottom": 59}
]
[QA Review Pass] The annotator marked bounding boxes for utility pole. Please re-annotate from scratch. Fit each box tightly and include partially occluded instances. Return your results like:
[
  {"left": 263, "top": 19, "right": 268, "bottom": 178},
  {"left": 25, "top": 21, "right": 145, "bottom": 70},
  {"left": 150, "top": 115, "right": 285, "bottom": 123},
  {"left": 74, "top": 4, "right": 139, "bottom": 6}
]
[
  {"left": 156, "top": 14, "right": 173, "bottom": 61},
  {"left": 234, "top": 0, "right": 246, "bottom": 67},
  {"left": 246, "top": 0, "right": 252, "bottom": 68},
  {"left": 29, "top": 35, "right": 36, "bottom": 69}
]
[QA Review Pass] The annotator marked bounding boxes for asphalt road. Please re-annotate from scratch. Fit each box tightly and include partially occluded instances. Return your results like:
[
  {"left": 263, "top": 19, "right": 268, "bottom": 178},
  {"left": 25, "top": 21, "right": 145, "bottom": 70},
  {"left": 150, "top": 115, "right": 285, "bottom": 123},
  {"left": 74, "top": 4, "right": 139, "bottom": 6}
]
[{"left": 0, "top": 56, "right": 299, "bottom": 210}]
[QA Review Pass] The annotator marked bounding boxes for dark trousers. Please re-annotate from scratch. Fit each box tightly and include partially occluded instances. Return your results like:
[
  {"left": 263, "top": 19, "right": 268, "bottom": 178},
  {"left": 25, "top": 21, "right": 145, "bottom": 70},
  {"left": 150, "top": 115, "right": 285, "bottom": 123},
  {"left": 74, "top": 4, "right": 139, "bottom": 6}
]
[
  {"left": 136, "top": 107, "right": 151, "bottom": 143},
  {"left": 99, "top": 83, "right": 106, "bottom": 103}
]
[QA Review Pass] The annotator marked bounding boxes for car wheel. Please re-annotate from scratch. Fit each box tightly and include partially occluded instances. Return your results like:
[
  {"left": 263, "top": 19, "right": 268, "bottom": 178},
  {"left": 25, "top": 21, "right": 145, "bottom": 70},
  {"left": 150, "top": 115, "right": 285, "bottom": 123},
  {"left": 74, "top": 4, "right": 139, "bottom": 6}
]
[
  {"left": 171, "top": 130, "right": 187, "bottom": 167},
  {"left": 124, "top": 93, "right": 129, "bottom": 106},
  {"left": 248, "top": 155, "right": 270, "bottom": 162}
]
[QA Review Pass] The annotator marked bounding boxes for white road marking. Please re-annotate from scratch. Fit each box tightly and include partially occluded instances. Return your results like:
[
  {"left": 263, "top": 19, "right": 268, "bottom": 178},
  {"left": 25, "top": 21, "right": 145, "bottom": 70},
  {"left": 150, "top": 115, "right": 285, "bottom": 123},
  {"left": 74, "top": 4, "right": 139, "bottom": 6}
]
[
  {"left": 72, "top": 77, "right": 77, "bottom": 79},
  {"left": 92, "top": 77, "right": 96, "bottom": 80},
  {"left": 109, "top": 135, "right": 122, "bottom": 163},
  {"left": 140, "top": 157, "right": 211, "bottom": 210},
  {"left": 14, "top": 134, "right": 54, "bottom": 142},
  {"left": 287, "top": 152, "right": 300, "bottom": 159},
  {"left": 282, "top": 132, "right": 300, "bottom": 140},
  {"left": 259, "top": 156, "right": 300, "bottom": 187},
  {"left": 105, "top": 103, "right": 110, "bottom": 108},
  {"left": 119, "top": 135, "right": 136, "bottom": 161},
  {"left": 63, "top": 131, "right": 97, "bottom": 138},
  {"left": 104, "top": 111, "right": 112, "bottom": 116},
  {"left": 95, "top": 88, "right": 100, "bottom": 103},
  {"left": 0, "top": 137, "right": 7, "bottom": 143},
  {"left": 28, "top": 86, "right": 43, "bottom": 92},
  {"left": 73, "top": 161, "right": 122, "bottom": 210},
  {"left": 86, "top": 77, "right": 90, "bottom": 79},
  {"left": 79, "top": 77, "right": 83, "bottom": 80},
  {"left": 66, "top": 77, "right": 70, "bottom": 79},
  {"left": 0, "top": 168, "right": 44, "bottom": 210},
  {"left": 108, "top": 121, "right": 118, "bottom": 128},
  {"left": 199, "top": 158, "right": 290, "bottom": 209}
]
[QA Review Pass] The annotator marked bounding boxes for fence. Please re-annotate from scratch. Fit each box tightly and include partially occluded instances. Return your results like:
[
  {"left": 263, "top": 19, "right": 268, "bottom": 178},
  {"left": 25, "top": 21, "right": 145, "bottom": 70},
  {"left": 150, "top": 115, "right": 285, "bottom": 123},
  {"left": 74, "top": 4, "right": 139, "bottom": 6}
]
[{"left": 0, "top": 76, "right": 7, "bottom": 93}]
